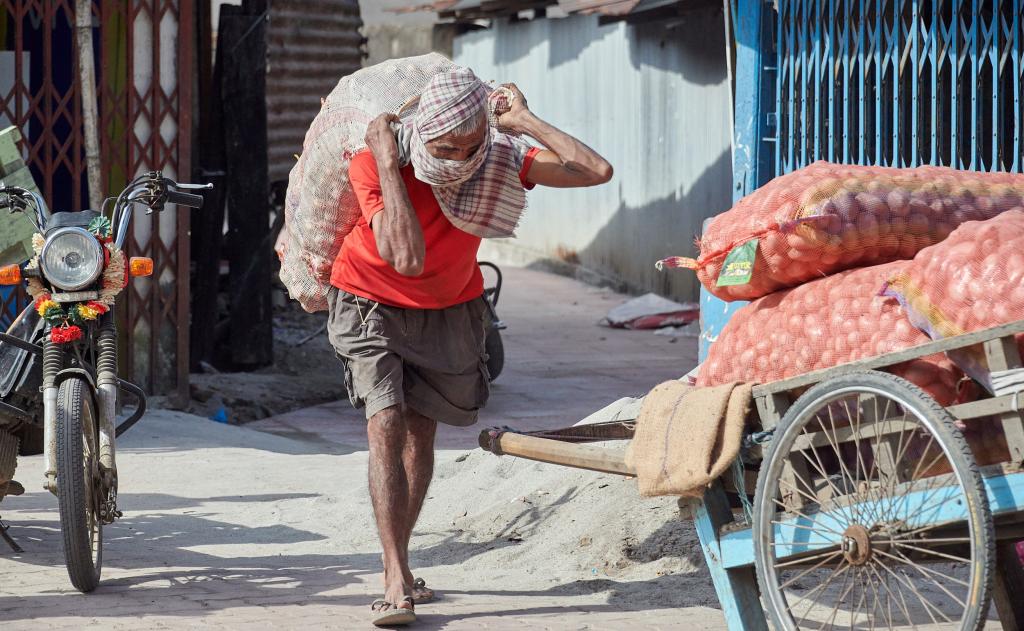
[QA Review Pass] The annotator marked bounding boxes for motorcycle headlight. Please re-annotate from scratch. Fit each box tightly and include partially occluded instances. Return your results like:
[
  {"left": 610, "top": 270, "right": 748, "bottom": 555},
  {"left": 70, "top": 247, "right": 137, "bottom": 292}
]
[{"left": 40, "top": 227, "right": 104, "bottom": 291}]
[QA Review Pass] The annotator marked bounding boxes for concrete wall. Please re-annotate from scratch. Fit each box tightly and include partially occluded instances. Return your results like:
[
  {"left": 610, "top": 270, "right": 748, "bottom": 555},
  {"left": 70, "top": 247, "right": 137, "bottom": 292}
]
[
  {"left": 454, "top": 11, "right": 733, "bottom": 301},
  {"left": 362, "top": 23, "right": 434, "bottom": 67},
  {"left": 359, "top": 0, "right": 453, "bottom": 68}
]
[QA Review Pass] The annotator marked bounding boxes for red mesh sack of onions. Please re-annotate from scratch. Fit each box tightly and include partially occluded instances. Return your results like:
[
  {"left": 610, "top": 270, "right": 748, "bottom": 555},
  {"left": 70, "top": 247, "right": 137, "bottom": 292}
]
[
  {"left": 696, "top": 260, "right": 971, "bottom": 407},
  {"left": 666, "top": 162, "right": 1024, "bottom": 302},
  {"left": 884, "top": 209, "right": 1024, "bottom": 393}
]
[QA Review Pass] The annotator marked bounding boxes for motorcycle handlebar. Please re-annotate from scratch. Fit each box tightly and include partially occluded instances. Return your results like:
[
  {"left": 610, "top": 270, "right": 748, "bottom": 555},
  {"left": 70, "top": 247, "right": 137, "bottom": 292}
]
[{"left": 166, "top": 190, "right": 205, "bottom": 209}]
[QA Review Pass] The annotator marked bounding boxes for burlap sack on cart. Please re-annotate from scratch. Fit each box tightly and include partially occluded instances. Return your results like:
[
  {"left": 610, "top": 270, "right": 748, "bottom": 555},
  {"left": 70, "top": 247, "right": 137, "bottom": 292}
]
[
  {"left": 885, "top": 209, "right": 1024, "bottom": 393},
  {"left": 660, "top": 162, "right": 1024, "bottom": 302},
  {"left": 624, "top": 380, "right": 753, "bottom": 497},
  {"left": 697, "top": 260, "right": 970, "bottom": 406}
]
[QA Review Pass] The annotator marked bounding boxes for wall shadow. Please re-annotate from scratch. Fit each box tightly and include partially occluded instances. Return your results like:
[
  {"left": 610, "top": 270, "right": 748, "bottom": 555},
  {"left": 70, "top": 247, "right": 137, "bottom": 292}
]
[
  {"left": 575, "top": 148, "right": 733, "bottom": 302},
  {"left": 627, "top": 7, "right": 728, "bottom": 82}
]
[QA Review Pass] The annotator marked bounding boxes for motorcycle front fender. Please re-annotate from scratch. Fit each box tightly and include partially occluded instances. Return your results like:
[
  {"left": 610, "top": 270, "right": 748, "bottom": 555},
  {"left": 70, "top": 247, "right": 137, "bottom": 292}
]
[{"left": 43, "top": 369, "right": 102, "bottom": 493}]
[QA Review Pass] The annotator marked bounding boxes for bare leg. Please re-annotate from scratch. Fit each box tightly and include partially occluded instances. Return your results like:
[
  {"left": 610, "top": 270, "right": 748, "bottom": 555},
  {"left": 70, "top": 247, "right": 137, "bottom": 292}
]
[
  {"left": 401, "top": 409, "right": 437, "bottom": 587},
  {"left": 367, "top": 405, "right": 413, "bottom": 609}
]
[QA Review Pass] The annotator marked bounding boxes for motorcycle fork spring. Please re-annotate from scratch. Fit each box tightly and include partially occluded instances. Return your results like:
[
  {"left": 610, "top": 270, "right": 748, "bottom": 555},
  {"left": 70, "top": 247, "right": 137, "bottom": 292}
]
[{"left": 42, "top": 339, "right": 62, "bottom": 388}]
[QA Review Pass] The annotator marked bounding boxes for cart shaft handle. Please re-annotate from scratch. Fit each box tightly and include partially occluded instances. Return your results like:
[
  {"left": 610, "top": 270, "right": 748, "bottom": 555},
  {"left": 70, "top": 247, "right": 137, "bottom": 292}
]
[{"left": 479, "top": 429, "right": 636, "bottom": 477}]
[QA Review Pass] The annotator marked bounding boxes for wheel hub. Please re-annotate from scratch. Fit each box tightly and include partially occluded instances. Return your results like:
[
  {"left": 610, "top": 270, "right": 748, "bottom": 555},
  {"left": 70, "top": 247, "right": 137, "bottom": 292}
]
[{"left": 842, "top": 524, "right": 872, "bottom": 565}]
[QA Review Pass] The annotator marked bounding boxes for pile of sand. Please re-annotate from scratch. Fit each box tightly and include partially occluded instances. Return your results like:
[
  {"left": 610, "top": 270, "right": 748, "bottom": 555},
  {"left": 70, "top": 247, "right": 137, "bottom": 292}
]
[
  {"left": 123, "top": 408, "right": 717, "bottom": 609},
  {"left": 414, "top": 447, "right": 715, "bottom": 606}
]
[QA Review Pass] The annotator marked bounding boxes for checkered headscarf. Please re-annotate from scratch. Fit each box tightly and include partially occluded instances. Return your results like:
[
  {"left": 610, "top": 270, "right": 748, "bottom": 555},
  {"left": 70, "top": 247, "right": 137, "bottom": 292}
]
[
  {"left": 410, "top": 68, "right": 491, "bottom": 186},
  {"left": 399, "top": 68, "right": 531, "bottom": 238}
]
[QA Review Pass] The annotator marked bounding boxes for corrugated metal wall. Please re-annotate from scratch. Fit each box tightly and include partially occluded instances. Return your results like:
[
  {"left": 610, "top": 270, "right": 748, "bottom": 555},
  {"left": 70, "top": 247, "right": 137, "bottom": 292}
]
[
  {"left": 455, "top": 11, "right": 733, "bottom": 301},
  {"left": 266, "top": 0, "right": 363, "bottom": 183}
]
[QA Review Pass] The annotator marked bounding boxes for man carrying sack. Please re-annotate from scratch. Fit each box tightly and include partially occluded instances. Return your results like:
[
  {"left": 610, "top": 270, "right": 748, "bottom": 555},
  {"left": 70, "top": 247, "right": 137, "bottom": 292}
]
[{"left": 327, "top": 66, "right": 612, "bottom": 626}]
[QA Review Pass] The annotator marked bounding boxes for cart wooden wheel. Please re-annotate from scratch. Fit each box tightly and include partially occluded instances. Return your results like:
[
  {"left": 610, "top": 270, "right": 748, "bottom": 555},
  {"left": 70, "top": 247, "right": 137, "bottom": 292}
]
[{"left": 753, "top": 371, "right": 994, "bottom": 630}]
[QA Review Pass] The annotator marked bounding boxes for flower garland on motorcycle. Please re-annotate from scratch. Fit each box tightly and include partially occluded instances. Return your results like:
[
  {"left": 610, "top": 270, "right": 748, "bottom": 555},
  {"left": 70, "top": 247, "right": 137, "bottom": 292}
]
[{"left": 25, "top": 216, "right": 127, "bottom": 344}]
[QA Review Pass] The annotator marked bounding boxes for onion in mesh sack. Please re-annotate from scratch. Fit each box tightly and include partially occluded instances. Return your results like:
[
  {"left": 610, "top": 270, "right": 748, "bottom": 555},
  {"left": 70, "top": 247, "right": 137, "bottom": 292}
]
[
  {"left": 697, "top": 260, "right": 969, "bottom": 407},
  {"left": 663, "top": 162, "right": 1024, "bottom": 302},
  {"left": 884, "top": 208, "right": 1024, "bottom": 393}
]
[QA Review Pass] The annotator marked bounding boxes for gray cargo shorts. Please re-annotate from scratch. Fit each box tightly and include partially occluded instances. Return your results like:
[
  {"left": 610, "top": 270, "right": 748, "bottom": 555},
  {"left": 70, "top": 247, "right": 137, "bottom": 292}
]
[{"left": 326, "top": 287, "right": 491, "bottom": 426}]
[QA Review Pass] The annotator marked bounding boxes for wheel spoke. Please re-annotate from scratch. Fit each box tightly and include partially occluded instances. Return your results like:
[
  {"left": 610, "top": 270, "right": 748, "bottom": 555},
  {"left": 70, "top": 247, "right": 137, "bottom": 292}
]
[
  {"left": 897, "top": 480, "right": 965, "bottom": 529},
  {"left": 873, "top": 547, "right": 968, "bottom": 605},
  {"left": 889, "top": 410, "right": 917, "bottom": 470},
  {"left": 878, "top": 410, "right": 917, "bottom": 525},
  {"left": 893, "top": 520, "right": 966, "bottom": 540},
  {"left": 776, "top": 547, "right": 844, "bottom": 569},
  {"left": 817, "top": 564, "right": 857, "bottom": 631},
  {"left": 800, "top": 429, "right": 844, "bottom": 500},
  {"left": 777, "top": 551, "right": 845, "bottom": 589},
  {"left": 824, "top": 403, "right": 863, "bottom": 521},
  {"left": 847, "top": 569, "right": 866, "bottom": 630},
  {"left": 831, "top": 401, "right": 864, "bottom": 514},
  {"left": 895, "top": 536, "right": 971, "bottom": 546},
  {"left": 849, "top": 398, "right": 873, "bottom": 509},
  {"left": 779, "top": 471, "right": 826, "bottom": 510},
  {"left": 862, "top": 569, "right": 886, "bottom": 631},
  {"left": 797, "top": 430, "right": 860, "bottom": 528},
  {"left": 891, "top": 541, "right": 972, "bottom": 565},
  {"left": 911, "top": 444, "right": 950, "bottom": 485},
  {"left": 866, "top": 562, "right": 915, "bottom": 628},
  {"left": 771, "top": 519, "right": 847, "bottom": 539},
  {"left": 859, "top": 432, "right": 886, "bottom": 527},
  {"left": 770, "top": 503, "right": 848, "bottom": 538},
  {"left": 907, "top": 434, "right": 938, "bottom": 483},
  {"left": 901, "top": 457, "right": 953, "bottom": 519},
  {"left": 870, "top": 400, "right": 910, "bottom": 528},
  {"left": 799, "top": 564, "right": 854, "bottom": 628},
  {"left": 874, "top": 559, "right": 952, "bottom": 624},
  {"left": 788, "top": 559, "right": 852, "bottom": 623},
  {"left": 770, "top": 540, "right": 842, "bottom": 548},
  {"left": 883, "top": 454, "right": 956, "bottom": 532}
]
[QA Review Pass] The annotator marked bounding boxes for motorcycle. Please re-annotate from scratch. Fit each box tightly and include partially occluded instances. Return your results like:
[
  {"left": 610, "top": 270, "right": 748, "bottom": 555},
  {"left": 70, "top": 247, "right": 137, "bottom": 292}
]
[
  {"left": 0, "top": 172, "right": 209, "bottom": 592},
  {"left": 478, "top": 261, "right": 505, "bottom": 382}
]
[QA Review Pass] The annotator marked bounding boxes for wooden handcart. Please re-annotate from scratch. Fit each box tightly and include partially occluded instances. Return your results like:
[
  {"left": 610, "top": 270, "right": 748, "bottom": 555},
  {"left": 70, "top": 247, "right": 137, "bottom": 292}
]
[{"left": 479, "top": 320, "right": 1024, "bottom": 630}]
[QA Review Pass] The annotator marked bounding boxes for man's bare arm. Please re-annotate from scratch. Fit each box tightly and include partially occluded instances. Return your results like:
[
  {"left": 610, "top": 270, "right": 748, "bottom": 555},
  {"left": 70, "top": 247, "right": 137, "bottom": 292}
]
[
  {"left": 496, "top": 84, "right": 613, "bottom": 188},
  {"left": 364, "top": 114, "right": 425, "bottom": 277}
]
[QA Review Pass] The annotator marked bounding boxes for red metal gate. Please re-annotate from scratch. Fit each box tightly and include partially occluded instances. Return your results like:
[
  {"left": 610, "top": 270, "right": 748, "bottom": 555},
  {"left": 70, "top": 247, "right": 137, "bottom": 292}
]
[{"left": 0, "top": 1, "right": 193, "bottom": 399}]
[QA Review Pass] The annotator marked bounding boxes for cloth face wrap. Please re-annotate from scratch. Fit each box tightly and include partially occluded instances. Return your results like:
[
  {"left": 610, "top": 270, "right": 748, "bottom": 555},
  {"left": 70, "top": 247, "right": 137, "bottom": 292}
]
[{"left": 408, "top": 69, "right": 491, "bottom": 187}]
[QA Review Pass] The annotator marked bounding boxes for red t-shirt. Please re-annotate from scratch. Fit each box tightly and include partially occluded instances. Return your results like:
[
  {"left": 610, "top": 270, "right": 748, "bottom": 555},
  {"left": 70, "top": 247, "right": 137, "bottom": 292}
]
[{"left": 331, "top": 148, "right": 539, "bottom": 309}]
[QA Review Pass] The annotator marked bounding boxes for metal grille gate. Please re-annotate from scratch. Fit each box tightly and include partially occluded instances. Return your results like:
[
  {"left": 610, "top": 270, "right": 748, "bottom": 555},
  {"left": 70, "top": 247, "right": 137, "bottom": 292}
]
[
  {"left": 0, "top": 1, "right": 193, "bottom": 398},
  {"left": 775, "top": 0, "right": 1023, "bottom": 176}
]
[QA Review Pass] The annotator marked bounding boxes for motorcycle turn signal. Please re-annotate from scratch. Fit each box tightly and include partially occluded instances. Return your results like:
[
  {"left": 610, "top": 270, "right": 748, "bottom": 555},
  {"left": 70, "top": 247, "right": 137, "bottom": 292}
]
[
  {"left": 129, "top": 257, "right": 154, "bottom": 277},
  {"left": 0, "top": 264, "right": 21, "bottom": 285}
]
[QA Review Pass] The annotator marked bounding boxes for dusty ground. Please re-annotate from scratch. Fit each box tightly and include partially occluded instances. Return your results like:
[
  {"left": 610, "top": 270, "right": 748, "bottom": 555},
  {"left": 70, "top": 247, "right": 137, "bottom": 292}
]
[
  {"left": 185, "top": 301, "right": 345, "bottom": 424},
  {"left": 0, "top": 268, "right": 728, "bottom": 630}
]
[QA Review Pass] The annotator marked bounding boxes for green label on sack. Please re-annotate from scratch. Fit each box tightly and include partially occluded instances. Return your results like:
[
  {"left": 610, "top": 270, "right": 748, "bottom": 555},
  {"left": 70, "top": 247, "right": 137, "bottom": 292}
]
[{"left": 716, "top": 238, "right": 758, "bottom": 287}]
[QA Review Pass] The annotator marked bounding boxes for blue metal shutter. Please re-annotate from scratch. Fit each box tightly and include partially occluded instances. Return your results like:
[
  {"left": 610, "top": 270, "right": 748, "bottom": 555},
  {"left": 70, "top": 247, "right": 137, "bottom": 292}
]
[{"left": 775, "top": 0, "right": 1023, "bottom": 175}]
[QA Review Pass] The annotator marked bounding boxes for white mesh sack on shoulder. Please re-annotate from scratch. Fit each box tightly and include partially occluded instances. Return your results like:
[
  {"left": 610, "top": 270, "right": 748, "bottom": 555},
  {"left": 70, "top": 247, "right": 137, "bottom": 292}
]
[{"left": 279, "top": 53, "right": 458, "bottom": 312}]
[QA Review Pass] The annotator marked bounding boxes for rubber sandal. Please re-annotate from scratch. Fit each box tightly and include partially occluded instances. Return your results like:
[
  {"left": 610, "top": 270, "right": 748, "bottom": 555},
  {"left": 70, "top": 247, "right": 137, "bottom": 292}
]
[
  {"left": 412, "top": 577, "right": 435, "bottom": 604},
  {"left": 371, "top": 597, "right": 416, "bottom": 627}
]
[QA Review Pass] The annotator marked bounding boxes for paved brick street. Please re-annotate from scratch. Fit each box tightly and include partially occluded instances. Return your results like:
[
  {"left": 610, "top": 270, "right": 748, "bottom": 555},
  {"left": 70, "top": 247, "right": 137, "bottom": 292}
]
[{"left": 0, "top": 268, "right": 724, "bottom": 630}]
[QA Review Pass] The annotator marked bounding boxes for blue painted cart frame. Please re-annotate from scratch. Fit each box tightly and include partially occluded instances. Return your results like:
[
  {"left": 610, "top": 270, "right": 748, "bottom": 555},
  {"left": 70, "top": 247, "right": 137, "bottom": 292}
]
[
  {"left": 711, "top": 0, "right": 1024, "bottom": 622},
  {"left": 479, "top": 320, "right": 1024, "bottom": 629},
  {"left": 687, "top": 318, "right": 1024, "bottom": 629},
  {"left": 479, "top": 323, "right": 1024, "bottom": 626}
]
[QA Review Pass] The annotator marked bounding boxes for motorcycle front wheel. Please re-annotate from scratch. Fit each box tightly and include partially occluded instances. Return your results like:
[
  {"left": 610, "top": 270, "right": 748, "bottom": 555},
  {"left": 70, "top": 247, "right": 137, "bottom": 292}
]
[{"left": 56, "top": 377, "right": 103, "bottom": 592}]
